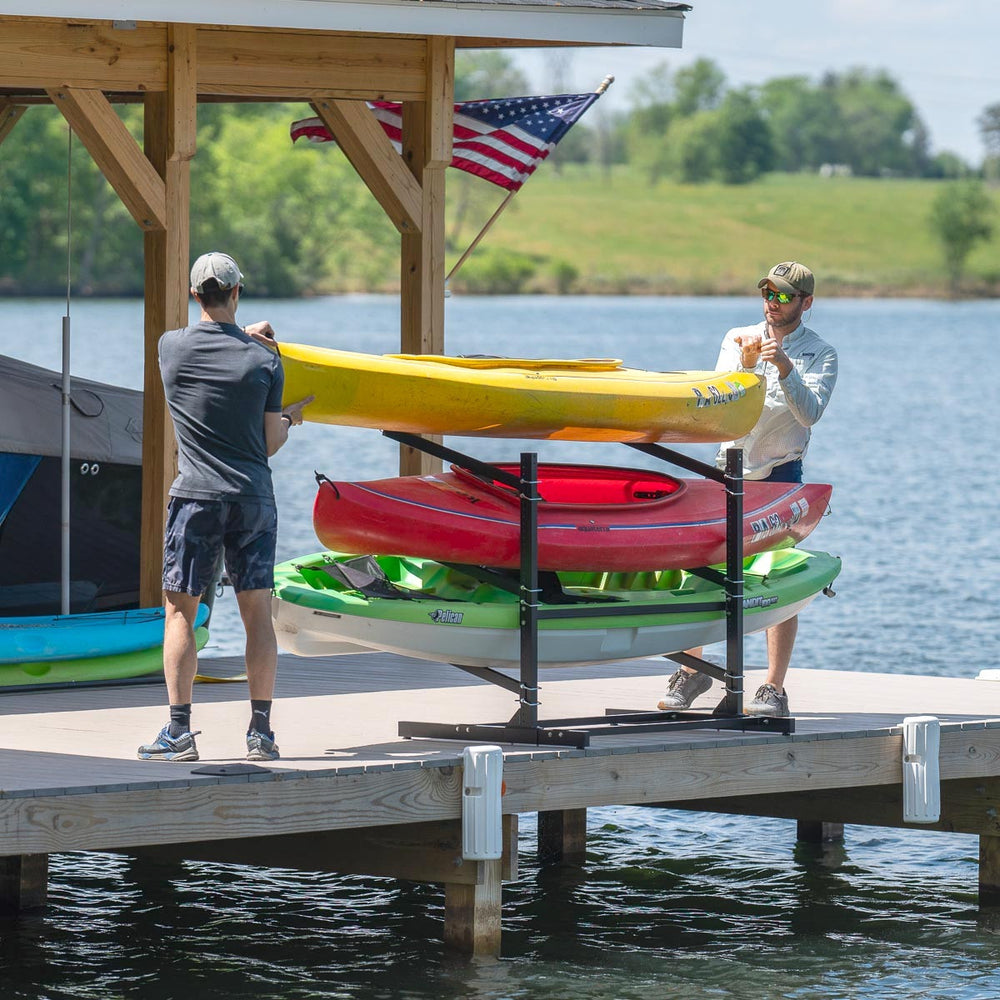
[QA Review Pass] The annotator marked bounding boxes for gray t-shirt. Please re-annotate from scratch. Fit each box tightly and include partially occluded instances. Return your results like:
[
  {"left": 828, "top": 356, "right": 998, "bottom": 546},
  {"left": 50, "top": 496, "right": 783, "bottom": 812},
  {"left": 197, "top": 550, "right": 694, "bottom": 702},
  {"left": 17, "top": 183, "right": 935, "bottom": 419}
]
[{"left": 159, "top": 320, "right": 284, "bottom": 501}]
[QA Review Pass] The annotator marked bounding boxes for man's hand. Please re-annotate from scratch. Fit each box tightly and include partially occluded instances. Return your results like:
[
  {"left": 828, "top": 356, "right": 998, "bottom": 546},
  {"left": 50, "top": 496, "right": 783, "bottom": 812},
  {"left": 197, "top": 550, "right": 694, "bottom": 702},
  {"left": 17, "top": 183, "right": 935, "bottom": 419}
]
[
  {"left": 245, "top": 321, "right": 277, "bottom": 349},
  {"left": 282, "top": 394, "right": 315, "bottom": 426},
  {"left": 759, "top": 337, "right": 793, "bottom": 379}
]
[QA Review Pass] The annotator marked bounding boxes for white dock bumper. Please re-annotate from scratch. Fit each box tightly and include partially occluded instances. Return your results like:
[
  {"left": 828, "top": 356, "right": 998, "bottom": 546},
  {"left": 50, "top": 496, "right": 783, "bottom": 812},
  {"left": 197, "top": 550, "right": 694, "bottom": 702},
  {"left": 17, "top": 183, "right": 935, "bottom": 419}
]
[
  {"left": 462, "top": 745, "right": 504, "bottom": 860},
  {"left": 902, "top": 716, "right": 941, "bottom": 824}
]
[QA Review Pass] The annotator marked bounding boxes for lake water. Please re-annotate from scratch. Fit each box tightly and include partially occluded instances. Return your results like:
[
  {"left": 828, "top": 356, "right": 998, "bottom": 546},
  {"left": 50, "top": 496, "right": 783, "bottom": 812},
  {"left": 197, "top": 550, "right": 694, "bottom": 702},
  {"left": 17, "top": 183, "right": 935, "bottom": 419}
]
[{"left": 2, "top": 294, "right": 999, "bottom": 998}]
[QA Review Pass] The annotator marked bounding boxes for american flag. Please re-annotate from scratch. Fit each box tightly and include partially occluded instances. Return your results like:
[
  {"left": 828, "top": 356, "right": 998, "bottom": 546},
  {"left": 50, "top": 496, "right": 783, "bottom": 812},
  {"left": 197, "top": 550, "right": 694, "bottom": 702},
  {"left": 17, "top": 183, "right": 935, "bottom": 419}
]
[{"left": 290, "top": 92, "right": 602, "bottom": 192}]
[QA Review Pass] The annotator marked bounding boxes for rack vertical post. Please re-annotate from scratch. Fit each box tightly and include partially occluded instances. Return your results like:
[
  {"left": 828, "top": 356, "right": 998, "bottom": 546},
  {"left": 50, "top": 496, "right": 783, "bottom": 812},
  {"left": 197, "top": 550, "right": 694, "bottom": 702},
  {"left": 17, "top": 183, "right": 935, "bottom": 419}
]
[{"left": 386, "top": 432, "right": 794, "bottom": 745}]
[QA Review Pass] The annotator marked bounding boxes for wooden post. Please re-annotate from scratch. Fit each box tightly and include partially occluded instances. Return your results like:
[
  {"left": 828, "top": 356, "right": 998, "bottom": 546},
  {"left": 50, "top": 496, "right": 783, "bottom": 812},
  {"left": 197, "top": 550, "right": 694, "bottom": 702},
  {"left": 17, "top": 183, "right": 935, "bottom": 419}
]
[
  {"left": 398, "top": 35, "right": 453, "bottom": 476},
  {"left": 538, "top": 808, "right": 588, "bottom": 864},
  {"left": 444, "top": 858, "right": 502, "bottom": 956},
  {"left": 981, "top": 834, "right": 1000, "bottom": 908},
  {"left": 796, "top": 820, "right": 845, "bottom": 844},
  {"left": 139, "top": 26, "right": 195, "bottom": 605},
  {"left": 0, "top": 854, "right": 48, "bottom": 914}
]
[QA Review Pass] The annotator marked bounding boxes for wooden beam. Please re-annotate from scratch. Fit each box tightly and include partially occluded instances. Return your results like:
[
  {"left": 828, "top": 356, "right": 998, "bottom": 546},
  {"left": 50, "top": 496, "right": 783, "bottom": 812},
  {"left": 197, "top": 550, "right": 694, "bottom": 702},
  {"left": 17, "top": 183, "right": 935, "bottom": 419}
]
[
  {"left": 197, "top": 28, "right": 426, "bottom": 101},
  {"left": 126, "top": 816, "right": 518, "bottom": 884},
  {"left": 309, "top": 98, "right": 422, "bottom": 234},
  {"left": 140, "top": 83, "right": 190, "bottom": 605},
  {"left": 0, "top": 854, "right": 47, "bottom": 914},
  {"left": 47, "top": 86, "right": 166, "bottom": 231},
  {"left": 167, "top": 24, "right": 197, "bottom": 162},
  {"left": 398, "top": 37, "right": 453, "bottom": 476},
  {"left": 0, "top": 765, "right": 465, "bottom": 856},
  {"left": 0, "top": 19, "right": 168, "bottom": 92},
  {"left": 0, "top": 19, "right": 426, "bottom": 101},
  {"left": 654, "top": 777, "right": 1000, "bottom": 837},
  {"left": 538, "top": 808, "right": 588, "bottom": 865},
  {"left": 502, "top": 729, "right": 1000, "bottom": 815},
  {"left": 9, "top": 736, "right": 1000, "bottom": 858},
  {"left": 0, "top": 99, "right": 27, "bottom": 146},
  {"left": 424, "top": 36, "right": 455, "bottom": 168}
]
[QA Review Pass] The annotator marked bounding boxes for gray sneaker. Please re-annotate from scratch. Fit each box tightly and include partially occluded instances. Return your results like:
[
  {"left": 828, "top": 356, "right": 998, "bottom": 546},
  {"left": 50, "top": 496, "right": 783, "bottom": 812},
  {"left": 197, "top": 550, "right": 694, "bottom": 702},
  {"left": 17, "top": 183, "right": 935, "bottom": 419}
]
[
  {"left": 746, "top": 683, "right": 790, "bottom": 717},
  {"left": 137, "top": 726, "right": 200, "bottom": 762},
  {"left": 657, "top": 668, "right": 712, "bottom": 710},
  {"left": 247, "top": 730, "right": 280, "bottom": 761}
]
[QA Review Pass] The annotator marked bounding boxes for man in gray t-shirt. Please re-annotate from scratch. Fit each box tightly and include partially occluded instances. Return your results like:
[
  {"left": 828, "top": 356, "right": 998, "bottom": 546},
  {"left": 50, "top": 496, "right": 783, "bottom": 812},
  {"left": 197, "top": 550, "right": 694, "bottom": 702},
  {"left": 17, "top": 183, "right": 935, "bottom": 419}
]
[{"left": 138, "top": 251, "right": 313, "bottom": 764}]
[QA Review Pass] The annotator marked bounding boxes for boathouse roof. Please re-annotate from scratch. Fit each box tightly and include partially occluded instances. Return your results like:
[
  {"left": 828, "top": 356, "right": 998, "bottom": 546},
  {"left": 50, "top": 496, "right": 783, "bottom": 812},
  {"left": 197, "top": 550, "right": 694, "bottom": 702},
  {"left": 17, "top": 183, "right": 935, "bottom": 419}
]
[{"left": 0, "top": 1, "right": 690, "bottom": 46}]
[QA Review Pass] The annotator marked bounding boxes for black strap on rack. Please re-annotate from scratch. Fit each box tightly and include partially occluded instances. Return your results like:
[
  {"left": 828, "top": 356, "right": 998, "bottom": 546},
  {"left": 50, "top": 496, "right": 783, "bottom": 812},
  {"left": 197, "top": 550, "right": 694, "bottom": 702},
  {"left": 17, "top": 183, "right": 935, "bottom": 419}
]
[{"left": 384, "top": 431, "right": 794, "bottom": 746}]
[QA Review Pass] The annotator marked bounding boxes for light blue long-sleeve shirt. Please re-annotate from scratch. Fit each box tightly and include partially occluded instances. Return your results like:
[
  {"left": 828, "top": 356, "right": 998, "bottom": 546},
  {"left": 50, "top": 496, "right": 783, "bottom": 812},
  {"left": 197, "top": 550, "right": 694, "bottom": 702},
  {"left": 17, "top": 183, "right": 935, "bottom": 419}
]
[{"left": 715, "top": 320, "right": 838, "bottom": 479}]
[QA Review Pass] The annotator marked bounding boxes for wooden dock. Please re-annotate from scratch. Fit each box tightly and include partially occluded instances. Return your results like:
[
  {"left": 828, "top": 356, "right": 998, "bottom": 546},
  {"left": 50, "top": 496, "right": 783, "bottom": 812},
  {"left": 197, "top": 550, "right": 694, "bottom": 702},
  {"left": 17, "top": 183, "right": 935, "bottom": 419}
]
[{"left": 3, "top": 651, "right": 1000, "bottom": 954}]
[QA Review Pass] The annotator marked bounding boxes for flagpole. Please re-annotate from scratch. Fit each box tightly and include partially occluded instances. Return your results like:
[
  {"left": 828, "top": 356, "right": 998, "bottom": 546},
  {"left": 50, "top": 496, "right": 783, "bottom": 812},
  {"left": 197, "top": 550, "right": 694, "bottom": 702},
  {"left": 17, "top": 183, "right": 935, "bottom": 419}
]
[
  {"left": 445, "top": 75, "right": 614, "bottom": 288},
  {"left": 445, "top": 189, "right": 516, "bottom": 285}
]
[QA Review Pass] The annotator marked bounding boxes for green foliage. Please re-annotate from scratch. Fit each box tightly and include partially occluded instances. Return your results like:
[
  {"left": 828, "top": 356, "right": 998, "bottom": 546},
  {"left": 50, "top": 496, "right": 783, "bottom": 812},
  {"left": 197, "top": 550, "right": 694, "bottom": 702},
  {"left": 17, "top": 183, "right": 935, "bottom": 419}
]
[
  {"left": 977, "top": 103, "right": 1000, "bottom": 182},
  {"left": 926, "top": 151, "right": 977, "bottom": 180},
  {"left": 451, "top": 246, "right": 538, "bottom": 294},
  {"left": 672, "top": 59, "right": 726, "bottom": 117},
  {"left": 454, "top": 51, "right": 528, "bottom": 102},
  {"left": 548, "top": 258, "right": 580, "bottom": 294},
  {"left": 664, "top": 112, "right": 719, "bottom": 183},
  {"left": 191, "top": 107, "right": 396, "bottom": 296},
  {"left": 0, "top": 102, "right": 399, "bottom": 296},
  {"left": 758, "top": 76, "right": 845, "bottom": 172},
  {"left": 825, "top": 68, "right": 927, "bottom": 177},
  {"left": 714, "top": 89, "right": 774, "bottom": 184},
  {"left": 623, "top": 60, "right": 937, "bottom": 186},
  {"left": 0, "top": 106, "right": 142, "bottom": 294},
  {"left": 927, "top": 180, "right": 995, "bottom": 293}
]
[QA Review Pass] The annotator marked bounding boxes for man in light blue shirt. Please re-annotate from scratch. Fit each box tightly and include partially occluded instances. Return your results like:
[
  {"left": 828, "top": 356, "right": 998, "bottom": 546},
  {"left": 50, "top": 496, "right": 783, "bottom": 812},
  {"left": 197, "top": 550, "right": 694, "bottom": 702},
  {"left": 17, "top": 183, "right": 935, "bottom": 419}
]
[{"left": 659, "top": 261, "right": 838, "bottom": 717}]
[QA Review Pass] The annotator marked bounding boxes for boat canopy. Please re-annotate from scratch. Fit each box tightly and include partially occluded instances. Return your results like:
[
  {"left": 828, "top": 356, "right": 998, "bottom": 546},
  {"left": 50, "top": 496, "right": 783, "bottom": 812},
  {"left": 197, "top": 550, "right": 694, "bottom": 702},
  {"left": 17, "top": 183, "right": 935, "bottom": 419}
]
[{"left": 0, "top": 354, "right": 142, "bottom": 465}]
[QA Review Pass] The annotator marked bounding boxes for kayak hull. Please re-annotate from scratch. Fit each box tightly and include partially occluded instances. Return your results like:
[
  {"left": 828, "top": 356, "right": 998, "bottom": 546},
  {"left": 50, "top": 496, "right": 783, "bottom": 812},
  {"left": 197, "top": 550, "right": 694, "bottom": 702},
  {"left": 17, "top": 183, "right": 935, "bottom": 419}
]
[
  {"left": 0, "top": 604, "right": 210, "bottom": 665},
  {"left": 0, "top": 627, "right": 209, "bottom": 687},
  {"left": 280, "top": 344, "right": 765, "bottom": 444},
  {"left": 272, "top": 549, "right": 841, "bottom": 669},
  {"left": 313, "top": 465, "right": 832, "bottom": 572}
]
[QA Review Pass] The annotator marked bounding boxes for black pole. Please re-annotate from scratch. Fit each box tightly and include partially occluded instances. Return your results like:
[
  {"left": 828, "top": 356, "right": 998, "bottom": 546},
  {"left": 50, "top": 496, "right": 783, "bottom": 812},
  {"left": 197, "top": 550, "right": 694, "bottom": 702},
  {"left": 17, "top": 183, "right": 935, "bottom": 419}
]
[
  {"left": 516, "top": 452, "right": 541, "bottom": 730},
  {"left": 723, "top": 447, "right": 744, "bottom": 715}
]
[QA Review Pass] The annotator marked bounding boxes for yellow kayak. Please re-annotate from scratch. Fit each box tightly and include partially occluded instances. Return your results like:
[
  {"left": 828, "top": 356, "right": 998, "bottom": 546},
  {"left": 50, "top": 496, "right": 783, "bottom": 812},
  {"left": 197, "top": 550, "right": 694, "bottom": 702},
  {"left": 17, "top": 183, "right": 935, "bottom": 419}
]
[{"left": 280, "top": 344, "right": 764, "bottom": 443}]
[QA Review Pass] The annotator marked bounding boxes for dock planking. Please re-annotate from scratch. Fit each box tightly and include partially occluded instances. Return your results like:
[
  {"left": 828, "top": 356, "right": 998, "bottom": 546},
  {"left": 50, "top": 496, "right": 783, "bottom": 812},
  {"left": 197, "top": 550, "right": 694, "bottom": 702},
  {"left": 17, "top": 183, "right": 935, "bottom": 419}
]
[{"left": 2, "top": 650, "right": 1000, "bottom": 951}]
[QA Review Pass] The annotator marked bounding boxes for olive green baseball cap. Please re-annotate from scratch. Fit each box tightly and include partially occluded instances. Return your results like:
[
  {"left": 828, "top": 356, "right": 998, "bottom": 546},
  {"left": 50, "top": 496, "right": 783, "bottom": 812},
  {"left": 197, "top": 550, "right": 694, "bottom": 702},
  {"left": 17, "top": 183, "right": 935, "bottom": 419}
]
[{"left": 758, "top": 261, "right": 814, "bottom": 296}]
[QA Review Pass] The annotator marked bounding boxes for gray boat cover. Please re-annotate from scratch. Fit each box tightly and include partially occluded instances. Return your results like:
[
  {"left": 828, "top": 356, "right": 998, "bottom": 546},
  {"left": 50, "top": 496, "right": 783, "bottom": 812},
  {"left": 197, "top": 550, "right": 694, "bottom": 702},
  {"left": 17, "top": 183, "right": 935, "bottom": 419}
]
[{"left": 0, "top": 354, "right": 142, "bottom": 464}]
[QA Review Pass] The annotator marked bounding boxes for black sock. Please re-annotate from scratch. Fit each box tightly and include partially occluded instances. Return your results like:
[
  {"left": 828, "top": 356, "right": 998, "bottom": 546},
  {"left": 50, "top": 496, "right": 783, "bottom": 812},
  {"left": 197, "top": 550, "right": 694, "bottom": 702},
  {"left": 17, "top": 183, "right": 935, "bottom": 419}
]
[
  {"left": 249, "top": 700, "right": 272, "bottom": 737},
  {"left": 168, "top": 703, "right": 192, "bottom": 738}
]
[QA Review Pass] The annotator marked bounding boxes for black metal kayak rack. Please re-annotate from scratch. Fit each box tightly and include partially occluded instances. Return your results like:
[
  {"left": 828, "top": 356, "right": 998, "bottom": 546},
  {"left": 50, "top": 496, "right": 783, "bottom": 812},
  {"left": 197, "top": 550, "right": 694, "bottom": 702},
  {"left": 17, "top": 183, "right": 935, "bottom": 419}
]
[{"left": 384, "top": 430, "right": 794, "bottom": 747}]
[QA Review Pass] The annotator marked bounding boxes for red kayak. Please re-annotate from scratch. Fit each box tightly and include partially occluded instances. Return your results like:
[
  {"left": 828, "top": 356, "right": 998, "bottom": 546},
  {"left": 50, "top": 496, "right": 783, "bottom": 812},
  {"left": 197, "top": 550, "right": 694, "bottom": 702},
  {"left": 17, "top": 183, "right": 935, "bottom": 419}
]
[{"left": 312, "top": 463, "right": 832, "bottom": 572}]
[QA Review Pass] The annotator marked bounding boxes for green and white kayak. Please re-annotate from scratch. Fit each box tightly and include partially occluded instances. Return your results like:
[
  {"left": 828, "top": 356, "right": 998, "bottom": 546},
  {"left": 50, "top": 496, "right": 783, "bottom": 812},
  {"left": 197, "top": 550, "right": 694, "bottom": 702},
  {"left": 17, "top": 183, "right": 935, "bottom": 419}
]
[{"left": 272, "top": 548, "right": 840, "bottom": 669}]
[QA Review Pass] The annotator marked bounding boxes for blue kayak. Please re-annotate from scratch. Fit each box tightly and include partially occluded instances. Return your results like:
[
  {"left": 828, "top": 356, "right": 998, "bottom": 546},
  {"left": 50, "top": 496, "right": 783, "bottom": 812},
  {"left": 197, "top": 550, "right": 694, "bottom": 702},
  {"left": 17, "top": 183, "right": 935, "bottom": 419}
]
[{"left": 0, "top": 604, "right": 210, "bottom": 664}]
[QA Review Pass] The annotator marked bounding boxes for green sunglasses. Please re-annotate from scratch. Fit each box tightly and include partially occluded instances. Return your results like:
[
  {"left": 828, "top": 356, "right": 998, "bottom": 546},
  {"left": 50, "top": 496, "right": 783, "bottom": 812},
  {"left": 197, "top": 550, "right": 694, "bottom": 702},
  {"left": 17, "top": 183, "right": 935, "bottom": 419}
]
[{"left": 762, "top": 288, "right": 801, "bottom": 304}]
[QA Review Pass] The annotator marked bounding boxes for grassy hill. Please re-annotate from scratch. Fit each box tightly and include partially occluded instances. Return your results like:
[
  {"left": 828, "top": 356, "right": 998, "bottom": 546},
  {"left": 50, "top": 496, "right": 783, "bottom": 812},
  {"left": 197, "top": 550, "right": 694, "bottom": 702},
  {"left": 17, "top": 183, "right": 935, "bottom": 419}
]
[{"left": 442, "top": 167, "right": 1000, "bottom": 298}]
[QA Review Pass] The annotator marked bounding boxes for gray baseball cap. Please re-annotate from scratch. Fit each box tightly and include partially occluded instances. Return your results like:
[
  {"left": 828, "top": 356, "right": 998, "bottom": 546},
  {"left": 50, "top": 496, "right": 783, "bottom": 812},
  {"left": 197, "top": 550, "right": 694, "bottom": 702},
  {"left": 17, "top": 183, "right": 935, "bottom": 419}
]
[
  {"left": 758, "top": 261, "right": 814, "bottom": 296},
  {"left": 190, "top": 252, "right": 243, "bottom": 293}
]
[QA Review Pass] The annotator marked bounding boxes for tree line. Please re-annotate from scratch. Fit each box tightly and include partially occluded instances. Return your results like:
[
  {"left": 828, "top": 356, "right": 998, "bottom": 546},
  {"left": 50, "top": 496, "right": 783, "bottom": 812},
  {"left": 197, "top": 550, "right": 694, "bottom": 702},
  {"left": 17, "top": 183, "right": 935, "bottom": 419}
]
[{"left": 0, "top": 54, "right": 995, "bottom": 296}]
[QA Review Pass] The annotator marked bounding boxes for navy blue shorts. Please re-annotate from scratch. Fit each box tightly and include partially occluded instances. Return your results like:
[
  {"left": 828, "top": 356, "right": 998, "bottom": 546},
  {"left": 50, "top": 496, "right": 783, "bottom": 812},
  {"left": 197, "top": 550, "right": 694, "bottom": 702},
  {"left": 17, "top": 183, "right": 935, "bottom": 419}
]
[
  {"left": 762, "top": 459, "right": 803, "bottom": 484},
  {"left": 163, "top": 497, "right": 278, "bottom": 596}
]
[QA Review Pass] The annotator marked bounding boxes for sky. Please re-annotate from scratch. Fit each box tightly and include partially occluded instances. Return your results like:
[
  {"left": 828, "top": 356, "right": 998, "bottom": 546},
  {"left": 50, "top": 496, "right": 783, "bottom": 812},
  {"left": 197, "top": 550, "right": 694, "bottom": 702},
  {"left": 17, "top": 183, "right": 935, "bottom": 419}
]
[{"left": 512, "top": 0, "right": 998, "bottom": 163}]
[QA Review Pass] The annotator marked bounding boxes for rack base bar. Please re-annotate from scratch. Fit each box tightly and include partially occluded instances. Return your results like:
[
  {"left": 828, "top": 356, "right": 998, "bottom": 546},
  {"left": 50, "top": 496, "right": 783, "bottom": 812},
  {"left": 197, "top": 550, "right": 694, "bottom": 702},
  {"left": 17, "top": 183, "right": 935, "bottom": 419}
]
[{"left": 398, "top": 710, "right": 793, "bottom": 747}]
